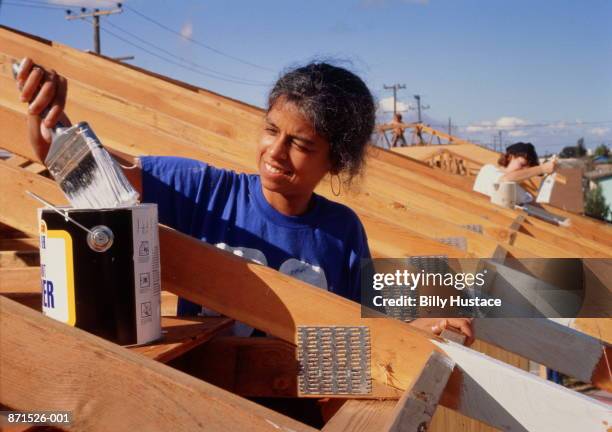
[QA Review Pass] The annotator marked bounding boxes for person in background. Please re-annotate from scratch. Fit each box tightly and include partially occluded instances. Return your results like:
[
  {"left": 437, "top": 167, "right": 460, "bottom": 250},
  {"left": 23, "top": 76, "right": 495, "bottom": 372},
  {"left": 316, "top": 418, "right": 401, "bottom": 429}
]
[
  {"left": 390, "top": 112, "right": 407, "bottom": 147},
  {"left": 473, "top": 142, "right": 557, "bottom": 204}
]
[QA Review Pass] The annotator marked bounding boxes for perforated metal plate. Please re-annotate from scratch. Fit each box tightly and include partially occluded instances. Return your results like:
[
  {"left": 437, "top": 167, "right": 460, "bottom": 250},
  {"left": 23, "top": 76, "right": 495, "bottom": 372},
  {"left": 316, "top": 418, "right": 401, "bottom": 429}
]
[
  {"left": 461, "top": 224, "right": 483, "bottom": 234},
  {"left": 435, "top": 236, "right": 468, "bottom": 251},
  {"left": 297, "top": 326, "right": 371, "bottom": 395},
  {"left": 408, "top": 255, "right": 450, "bottom": 274}
]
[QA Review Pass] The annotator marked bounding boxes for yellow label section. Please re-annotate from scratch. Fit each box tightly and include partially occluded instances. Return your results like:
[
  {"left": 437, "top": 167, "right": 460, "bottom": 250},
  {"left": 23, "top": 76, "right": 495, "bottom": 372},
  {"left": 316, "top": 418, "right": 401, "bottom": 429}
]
[{"left": 47, "top": 230, "right": 76, "bottom": 326}]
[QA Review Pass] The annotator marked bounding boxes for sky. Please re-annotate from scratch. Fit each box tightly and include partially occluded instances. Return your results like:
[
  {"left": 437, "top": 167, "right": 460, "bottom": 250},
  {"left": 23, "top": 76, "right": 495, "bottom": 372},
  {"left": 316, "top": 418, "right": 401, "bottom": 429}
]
[{"left": 1, "top": 0, "right": 611, "bottom": 154}]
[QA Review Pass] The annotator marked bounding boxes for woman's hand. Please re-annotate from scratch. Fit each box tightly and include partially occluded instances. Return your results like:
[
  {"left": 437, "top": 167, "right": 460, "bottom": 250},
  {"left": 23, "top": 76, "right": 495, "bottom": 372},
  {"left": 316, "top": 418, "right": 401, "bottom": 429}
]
[
  {"left": 409, "top": 317, "right": 475, "bottom": 346},
  {"left": 540, "top": 157, "right": 558, "bottom": 175},
  {"left": 15, "top": 57, "right": 71, "bottom": 162}
]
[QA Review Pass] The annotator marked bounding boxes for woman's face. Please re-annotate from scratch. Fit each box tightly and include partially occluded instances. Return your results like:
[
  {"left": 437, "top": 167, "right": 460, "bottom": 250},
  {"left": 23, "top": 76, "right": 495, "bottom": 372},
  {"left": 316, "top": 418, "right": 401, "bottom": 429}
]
[
  {"left": 506, "top": 155, "right": 529, "bottom": 172},
  {"left": 257, "top": 98, "right": 332, "bottom": 198}
]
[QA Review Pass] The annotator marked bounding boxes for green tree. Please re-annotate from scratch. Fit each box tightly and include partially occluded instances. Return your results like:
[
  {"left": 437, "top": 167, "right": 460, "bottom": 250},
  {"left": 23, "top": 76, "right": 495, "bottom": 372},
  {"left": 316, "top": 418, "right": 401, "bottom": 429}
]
[
  {"left": 559, "top": 146, "right": 578, "bottom": 158},
  {"left": 585, "top": 185, "right": 610, "bottom": 221},
  {"left": 559, "top": 137, "right": 587, "bottom": 158},
  {"left": 593, "top": 144, "right": 610, "bottom": 158}
]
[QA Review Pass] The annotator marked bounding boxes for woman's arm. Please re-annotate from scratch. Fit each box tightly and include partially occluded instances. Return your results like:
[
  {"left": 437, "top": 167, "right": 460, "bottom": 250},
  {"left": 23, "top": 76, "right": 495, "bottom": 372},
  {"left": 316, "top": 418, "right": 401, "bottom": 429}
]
[
  {"left": 500, "top": 159, "right": 556, "bottom": 183},
  {"left": 107, "top": 148, "right": 143, "bottom": 197}
]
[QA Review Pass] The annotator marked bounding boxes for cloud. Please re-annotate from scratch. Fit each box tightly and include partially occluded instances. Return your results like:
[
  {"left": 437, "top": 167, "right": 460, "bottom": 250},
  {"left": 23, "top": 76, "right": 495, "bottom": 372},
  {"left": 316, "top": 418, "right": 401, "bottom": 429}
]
[
  {"left": 379, "top": 96, "right": 409, "bottom": 113},
  {"left": 495, "top": 116, "right": 527, "bottom": 129},
  {"left": 180, "top": 21, "right": 193, "bottom": 40},
  {"left": 508, "top": 130, "right": 528, "bottom": 137},
  {"left": 50, "top": 0, "right": 118, "bottom": 7},
  {"left": 589, "top": 127, "right": 610, "bottom": 137},
  {"left": 465, "top": 116, "right": 529, "bottom": 133},
  {"left": 546, "top": 121, "right": 568, "bottom": 130}
]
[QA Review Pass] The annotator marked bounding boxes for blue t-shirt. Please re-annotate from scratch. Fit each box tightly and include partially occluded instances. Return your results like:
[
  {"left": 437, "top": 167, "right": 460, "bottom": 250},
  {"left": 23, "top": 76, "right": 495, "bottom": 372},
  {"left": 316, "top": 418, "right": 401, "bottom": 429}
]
[{"left": 140, "top": 156, "right": 370, "bottom": 321}]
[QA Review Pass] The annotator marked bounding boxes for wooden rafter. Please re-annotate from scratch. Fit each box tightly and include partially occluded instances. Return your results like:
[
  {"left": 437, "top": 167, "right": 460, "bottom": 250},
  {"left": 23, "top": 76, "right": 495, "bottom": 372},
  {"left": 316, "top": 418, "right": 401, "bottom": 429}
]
[
  {"left": 0, "top": 296, "right": 316, "bottom": 432},
  {"left": 2, "top": 161, "right": 611, "bottom": 431}
]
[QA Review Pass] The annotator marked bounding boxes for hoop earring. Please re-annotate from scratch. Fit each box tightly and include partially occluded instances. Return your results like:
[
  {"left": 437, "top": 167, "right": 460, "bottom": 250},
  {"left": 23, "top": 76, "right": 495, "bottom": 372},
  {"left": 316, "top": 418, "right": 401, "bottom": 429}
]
[{"left": 330, "top": 174, "right": 341, "bottom": 197}]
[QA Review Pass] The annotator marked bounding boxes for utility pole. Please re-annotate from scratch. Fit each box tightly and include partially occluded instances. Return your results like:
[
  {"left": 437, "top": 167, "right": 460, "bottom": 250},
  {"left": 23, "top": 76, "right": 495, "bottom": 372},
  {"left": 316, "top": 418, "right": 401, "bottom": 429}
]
[
  {"left": 383, "top": 83, "right": 406, "bottom": 116},
  {"left": 66, "top": 4, "right": 123, "bottom": 55},
  {"left": 411, "top": 94, "right": 430, "bottom": 123},
  {"left": 498, "top": 130, "right": 503, "bottom": 151},
  {"left": 448, "top": 117, "right": 452, "bottom": 136}
]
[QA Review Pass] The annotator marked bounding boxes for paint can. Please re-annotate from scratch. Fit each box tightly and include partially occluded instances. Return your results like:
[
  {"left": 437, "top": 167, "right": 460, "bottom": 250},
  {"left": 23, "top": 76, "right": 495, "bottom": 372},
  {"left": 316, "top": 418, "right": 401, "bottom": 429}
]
[
  {"left": 491, "top": 182, "right": 519, "bottom": 208},
  {"left": 37, "top": 203, "right": 161, "bottom": 346}
]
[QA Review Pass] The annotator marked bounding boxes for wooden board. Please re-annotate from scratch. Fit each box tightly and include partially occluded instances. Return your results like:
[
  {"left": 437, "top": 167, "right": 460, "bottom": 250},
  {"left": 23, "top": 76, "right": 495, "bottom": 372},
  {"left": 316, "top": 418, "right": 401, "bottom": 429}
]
[
  {"left": 130, "top": 316, "right": 233, "bottom": 363},
  {"left": 173, "top": 336, "right": 300, "bottom": 398},
  {"left": 384, "top": 351, "right": 455, "bottom": 432},
  {"left": 473, "top": 318, "right": 611, "bottom": 390},
  {"left": 2, "top": 158, "right": 611, "bottom": 431},
  {"left": 435, "top": 339, "right": 612, "bottom": 432},
  {"left": 0, "top": 266, "right": 40, "bottom": 293},
  {"left": 322, "top": 400, "right": 397, "bottom": 432},
  {"left": 0, "top": 296, "right": 316, "bottom": 432}
]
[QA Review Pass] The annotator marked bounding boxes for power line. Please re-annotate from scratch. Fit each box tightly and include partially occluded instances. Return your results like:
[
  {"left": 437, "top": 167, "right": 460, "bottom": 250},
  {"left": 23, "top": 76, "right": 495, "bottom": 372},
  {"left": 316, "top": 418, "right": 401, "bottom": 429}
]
[
  {"left": 102, "top": 19, "right": 267, "bottom": 85},
  {"left": 124, "top": 5, "right": 274, "bottom": 73},
  {"left": 455, "top": 119, "right": 612, "bottom": 129},
  {"left": 8, "top": 0, "right": 70, "bottom": 6},
  {"left": 81, "top": 18, "right": 269, "bottom": 87},
  {"left": 3, "top": 1, "right": 67, "bottom": 10},
  {"left": 7, "top": 0, "right": 273, "bottom": 75},
  {"left": 66, "top": 5, "right": 123, "bottom": 55}
]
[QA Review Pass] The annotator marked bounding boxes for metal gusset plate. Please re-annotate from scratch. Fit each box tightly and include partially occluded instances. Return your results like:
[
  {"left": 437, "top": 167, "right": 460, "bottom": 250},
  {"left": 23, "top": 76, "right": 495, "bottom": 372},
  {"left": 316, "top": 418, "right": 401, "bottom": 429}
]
[
  {"left": 408, "top": 255, "right": 450, "bottom": 274},
  {"left": 461, "top": 224, "right": 483, "bottom": 234},
  {"left": 297, "top": 326, "right": 371, "bottom": 395},
  {"left": 435, "top": 236, "right": 468, "bottom": 251}
]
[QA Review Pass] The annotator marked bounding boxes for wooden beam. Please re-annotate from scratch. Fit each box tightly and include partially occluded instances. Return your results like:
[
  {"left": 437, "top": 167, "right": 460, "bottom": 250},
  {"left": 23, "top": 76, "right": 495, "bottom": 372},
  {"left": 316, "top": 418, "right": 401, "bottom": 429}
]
[
  {"left": 173, "top": 336, "right": 299, "bottom": 398},
  {"left": 322, "top": 400, "right": 396, "bottom": 432},
  {"left": 0, "top": 238, "right": 39, "bottom": 251},
  {"left": 384, "top": 351, "right": 455, "bottom": 432},
  {"left": 0, "top": 296, "right": 317, "bottom": 432},
  {"left": 0, "top": 267, "right": 40, "bottom": 294},
  {"left": 440, "top": 329, "right": 467, "bottom": 345},
  {"left": 0, "top": 250, "right": 39, "bottom": 267},
  {"left": 2, "top": 26, "right": 611, "bottom": 259},
  {"left": 2, "top": 161, "right": 611, "bottom": 431},
  {"left": 130, "top": 316, "right": 233, "bottom": 363},
  {"left": 473, "top": 318, "right": 611, "bottom": 391},
  {"left": 435, "top": 339, "right": 612, "bottom": 432}
]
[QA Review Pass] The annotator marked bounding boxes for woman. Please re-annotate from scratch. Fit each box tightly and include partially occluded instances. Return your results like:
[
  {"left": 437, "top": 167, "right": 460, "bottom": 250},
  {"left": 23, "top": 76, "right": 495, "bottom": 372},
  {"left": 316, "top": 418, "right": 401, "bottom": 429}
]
[
  {"left": 473, "top": 142, "right": 557, "bottom": 204},
  {"left": 17, "top": 57, "right": 473, "bottom": 342}
]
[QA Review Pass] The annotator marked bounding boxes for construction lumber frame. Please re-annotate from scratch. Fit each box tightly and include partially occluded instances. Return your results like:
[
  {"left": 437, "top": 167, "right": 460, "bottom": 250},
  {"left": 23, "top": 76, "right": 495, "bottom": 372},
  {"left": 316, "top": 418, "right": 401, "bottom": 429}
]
[
  {"left": 1, "top": 161, "right": 611, "bottom": 432},
  {"left": 0, "top": 296, "right": 316, "bottom": 432}
]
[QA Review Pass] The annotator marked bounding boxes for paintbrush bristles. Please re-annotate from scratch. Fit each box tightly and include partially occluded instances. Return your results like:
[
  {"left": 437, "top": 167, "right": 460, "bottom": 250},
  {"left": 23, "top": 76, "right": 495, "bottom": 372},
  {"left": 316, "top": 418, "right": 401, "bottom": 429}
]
[{"left": 45, "top": 122, "right": 139, "bottom": 209}]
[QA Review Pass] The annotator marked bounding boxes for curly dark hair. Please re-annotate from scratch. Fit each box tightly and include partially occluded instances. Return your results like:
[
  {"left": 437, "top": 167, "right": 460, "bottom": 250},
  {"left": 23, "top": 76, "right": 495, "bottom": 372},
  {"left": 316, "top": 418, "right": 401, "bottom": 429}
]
[
  {"left": 497, "top": 142, "right": 540, "bottom": 167},
  {"left": 268, "top": 62, "right": 375, "bottom": 182}
]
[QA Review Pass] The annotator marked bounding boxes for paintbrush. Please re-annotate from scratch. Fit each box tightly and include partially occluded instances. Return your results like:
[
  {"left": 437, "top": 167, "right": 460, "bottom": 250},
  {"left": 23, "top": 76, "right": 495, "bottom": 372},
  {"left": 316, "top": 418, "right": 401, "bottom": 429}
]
[{"left": 12, "top": 59, "right": 139, "bottom": 208}]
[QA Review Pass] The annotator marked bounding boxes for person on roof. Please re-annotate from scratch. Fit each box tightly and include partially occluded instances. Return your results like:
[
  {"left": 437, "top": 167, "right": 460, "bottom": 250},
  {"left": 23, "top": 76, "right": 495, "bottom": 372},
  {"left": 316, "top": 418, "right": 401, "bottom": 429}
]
[
  {"left": 390, "top": 112, "right": 408, "bottom": 147},
  {"left": 473, "top": 142, "right": 557, "bottom": 204},
  {"left": 17, "top": 57, "right": 473, "bottom": 342}
]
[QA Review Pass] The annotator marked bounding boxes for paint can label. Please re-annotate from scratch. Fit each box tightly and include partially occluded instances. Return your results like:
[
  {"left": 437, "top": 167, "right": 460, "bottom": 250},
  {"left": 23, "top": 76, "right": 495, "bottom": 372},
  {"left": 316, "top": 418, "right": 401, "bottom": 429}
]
[
  {"left": 131, "top": 205, "right": 162, "bottom": 344},
  {"left": 39, "top": 223, "right": 76, "bottom": 326}
]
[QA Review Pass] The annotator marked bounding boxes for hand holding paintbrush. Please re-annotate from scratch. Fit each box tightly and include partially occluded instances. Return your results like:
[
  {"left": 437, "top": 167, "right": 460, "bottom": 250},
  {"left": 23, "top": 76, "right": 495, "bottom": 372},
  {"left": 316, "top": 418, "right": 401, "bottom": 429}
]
[
  {"left": 14, "top": 57, "right": 138, "bottom": 208},
  {"left": 14, "top": 57, "right": 72, "bottom": 163}
]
